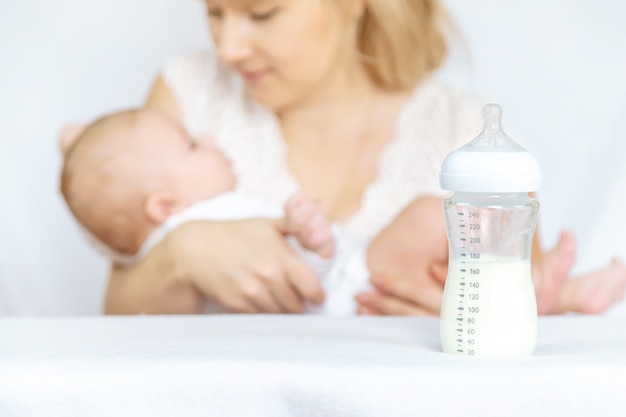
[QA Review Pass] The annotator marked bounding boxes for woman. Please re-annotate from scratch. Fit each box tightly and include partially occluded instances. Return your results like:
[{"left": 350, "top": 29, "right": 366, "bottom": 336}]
[
  {"left": 102, "top": 0, "right": 469, "bottom": 314},
  {"left": 102, "top": 0, "right": 625, "bottom": 315}
]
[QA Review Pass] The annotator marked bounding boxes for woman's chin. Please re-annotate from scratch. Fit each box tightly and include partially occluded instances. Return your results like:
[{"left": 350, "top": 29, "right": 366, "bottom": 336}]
[{"left": 244, "top": 83, "right": 295, "bottom": 111}]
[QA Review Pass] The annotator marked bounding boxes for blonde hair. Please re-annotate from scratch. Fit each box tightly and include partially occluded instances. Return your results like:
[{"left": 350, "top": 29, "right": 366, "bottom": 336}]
[{"left": 357, "top": 0, "right": 451, "bottom": 89}]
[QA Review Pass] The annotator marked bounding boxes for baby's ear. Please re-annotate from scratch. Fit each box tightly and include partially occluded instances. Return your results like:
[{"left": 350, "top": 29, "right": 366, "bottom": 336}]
[
  {"left": 144, "top": 191, "right": 185, "bottom": 225},
  {"left": 59, "top": 124, "right": 87, "bottom": 156}
]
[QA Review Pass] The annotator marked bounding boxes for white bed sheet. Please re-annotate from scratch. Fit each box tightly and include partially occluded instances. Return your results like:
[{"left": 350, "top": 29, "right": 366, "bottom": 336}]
[{"left": 0, "top": 316, "right": 624, "bottom": 416}]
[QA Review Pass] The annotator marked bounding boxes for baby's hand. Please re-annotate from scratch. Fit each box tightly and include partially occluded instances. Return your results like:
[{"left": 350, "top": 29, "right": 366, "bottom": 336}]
[{"left": 284, "top": 192, "right": 335, "bottom": 259}]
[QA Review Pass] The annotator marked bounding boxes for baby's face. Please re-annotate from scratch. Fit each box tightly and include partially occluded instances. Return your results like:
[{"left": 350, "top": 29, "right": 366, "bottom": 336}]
[
  {"left": 173, "top": 134, "right": 237, "bottom": 204},
  {"left": 146, "top": 117, "right": 237, "bottom": 205}
]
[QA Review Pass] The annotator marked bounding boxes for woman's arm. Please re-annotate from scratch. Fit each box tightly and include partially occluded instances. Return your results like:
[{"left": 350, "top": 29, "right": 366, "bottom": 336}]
[
  {"left": 105, "top": 218, "right": 325, "bottom": 314},
  {"left": 357, "top": 194, "right": 552, "bottom": 316},
  {"left": 104, "top": 226, "right": 204, "bottom": 315},
  {"left": 358, "top": 196, "right": 447, "bottom": 316},
  {"left": 357, "top": 193, "right": 602, "bottom": 316}
]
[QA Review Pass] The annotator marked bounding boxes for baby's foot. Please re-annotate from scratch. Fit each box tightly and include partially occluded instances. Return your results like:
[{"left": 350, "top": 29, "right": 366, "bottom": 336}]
[
  {"left": 533, "top": 231, "right": 577, "bottom": 315},
  {"left": 285, "top": 192, "right": 335, "bottom": 259},
  {"left": 553, "top": 259, "right": 626, "bottom": 315}
]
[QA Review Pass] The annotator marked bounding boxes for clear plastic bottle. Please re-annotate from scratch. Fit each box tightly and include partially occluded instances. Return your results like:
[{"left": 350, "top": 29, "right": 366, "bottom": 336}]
[{"left": 439, "top": 104, "right": 542, "bottom": 358}]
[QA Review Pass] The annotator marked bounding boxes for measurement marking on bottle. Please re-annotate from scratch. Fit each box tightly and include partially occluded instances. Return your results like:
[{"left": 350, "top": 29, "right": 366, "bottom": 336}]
[{"left": 459, "top": 240, "right": 478, "bottom": 356}]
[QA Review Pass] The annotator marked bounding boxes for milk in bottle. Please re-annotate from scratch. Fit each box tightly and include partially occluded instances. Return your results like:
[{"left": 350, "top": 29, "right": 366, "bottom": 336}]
[{"left": 439, "top": 104, "right": 542, "bottom": 357}]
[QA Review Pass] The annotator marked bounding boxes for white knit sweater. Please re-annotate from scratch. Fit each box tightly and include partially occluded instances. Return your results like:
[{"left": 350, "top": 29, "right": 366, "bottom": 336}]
[{"left": 162, "top": 51, "right": 486, "bottom": 242}]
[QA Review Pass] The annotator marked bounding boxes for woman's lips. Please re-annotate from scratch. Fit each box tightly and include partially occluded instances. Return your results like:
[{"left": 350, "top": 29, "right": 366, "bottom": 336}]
[{"left": 242, "top": 69, "right": 271, "bottom": 84}]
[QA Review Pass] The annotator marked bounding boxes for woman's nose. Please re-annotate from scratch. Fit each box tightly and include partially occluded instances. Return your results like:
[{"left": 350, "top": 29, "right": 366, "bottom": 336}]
[{"left": 215, "top": 17, "right": 253, "bottom": 65}]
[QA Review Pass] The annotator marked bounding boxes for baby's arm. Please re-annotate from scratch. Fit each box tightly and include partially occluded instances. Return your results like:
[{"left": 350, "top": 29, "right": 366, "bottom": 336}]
[{"left": 284, "top": 192, "right": 335, "bottom": 259}]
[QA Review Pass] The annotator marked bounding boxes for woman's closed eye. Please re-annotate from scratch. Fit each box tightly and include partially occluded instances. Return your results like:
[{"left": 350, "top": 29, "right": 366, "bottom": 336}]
[
  {"left": 206, "top": 5, "right": 280, "bottom": 22},
  {"left": 250, "top": 6, "right": 281, "bottom": 22},
  {"left": 207, "top": 7, "right": 223, "bottom": 19}
]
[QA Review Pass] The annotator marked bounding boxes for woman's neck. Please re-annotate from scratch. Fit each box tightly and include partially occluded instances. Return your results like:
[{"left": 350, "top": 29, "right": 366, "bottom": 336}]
[{"left": 276, "top": 64, "right": 380, "bottom": 145}]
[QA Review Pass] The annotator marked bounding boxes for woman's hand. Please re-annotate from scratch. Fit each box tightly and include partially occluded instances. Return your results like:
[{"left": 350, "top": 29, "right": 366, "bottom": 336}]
[
  {"left": 179, "top": 218, "right": 326, "bottom": 313},
  {"left": 105, "top": 218, "right": 326, "bottom": 315}
]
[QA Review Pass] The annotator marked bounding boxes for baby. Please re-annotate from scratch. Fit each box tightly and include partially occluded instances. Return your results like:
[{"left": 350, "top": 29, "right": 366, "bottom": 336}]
[{"left": 61, "top": 108, "right": 365, "bottom": 314}]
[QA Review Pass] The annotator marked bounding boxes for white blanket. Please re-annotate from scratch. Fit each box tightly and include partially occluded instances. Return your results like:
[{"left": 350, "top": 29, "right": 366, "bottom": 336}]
[{"left": 0, "top": 316, "right": 624, "bottom": 416}]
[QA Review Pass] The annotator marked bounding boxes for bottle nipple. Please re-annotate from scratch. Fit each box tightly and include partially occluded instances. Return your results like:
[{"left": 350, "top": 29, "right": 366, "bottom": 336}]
[
  {"left": 439, "top": 103, "right": 542, "bottom": 193},
  {"left": 465, "top": 103, "right": 525, "bottom": 152},
  {"left": 483, "top": 103, "right": 504, "bottom": 141}
]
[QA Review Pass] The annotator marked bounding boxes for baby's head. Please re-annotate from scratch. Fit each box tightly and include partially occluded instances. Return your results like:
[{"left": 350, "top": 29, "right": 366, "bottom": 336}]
[{"left": 61, "top": 108, "right": 236, "bottom": 255}]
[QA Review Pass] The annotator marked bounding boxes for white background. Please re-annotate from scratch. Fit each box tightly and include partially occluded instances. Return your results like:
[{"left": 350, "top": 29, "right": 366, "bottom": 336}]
[{"left": 0, "top": 0, "right": 625, "bottom": 315}]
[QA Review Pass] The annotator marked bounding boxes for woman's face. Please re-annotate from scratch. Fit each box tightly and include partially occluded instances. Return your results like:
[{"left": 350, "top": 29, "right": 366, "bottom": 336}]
[{"left": 205, "top": 0, "right": 360, "bottom": 110}]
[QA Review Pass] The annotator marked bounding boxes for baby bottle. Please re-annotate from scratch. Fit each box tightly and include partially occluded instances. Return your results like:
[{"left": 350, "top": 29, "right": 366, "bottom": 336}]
[{"left": 439, "top": 103, "right": 542, "bottom": 358}]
